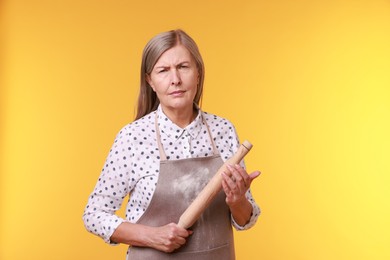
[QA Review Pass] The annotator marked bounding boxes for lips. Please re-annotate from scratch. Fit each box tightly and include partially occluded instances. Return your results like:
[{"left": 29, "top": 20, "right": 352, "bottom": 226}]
[{"left": 169, "top": 90, "right": 186, "bottom": 96}]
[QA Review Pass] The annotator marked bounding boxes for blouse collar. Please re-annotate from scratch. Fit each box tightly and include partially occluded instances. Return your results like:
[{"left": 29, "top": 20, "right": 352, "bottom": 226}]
[{"left": 156, "top": 104, "right": 203, "bottom": 141}]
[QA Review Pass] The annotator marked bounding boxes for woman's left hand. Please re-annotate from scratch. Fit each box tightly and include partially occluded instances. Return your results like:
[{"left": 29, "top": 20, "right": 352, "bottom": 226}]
[{"left": 221, "top": 164, "right": 260, "bottom": 208}]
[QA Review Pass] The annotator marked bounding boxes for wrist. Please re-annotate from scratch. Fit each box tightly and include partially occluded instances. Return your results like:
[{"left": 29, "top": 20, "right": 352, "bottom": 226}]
[
  {"left": 227, "top": 197, "right": 249, "bottom": 210},
  {"left": 228, "top": 198, "right": 253, "bottom": 226}
]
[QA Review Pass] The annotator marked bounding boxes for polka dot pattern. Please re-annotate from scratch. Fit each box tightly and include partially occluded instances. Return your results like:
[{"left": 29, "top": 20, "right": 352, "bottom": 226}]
[{"left": 83, "top": 105, "right": 260, "bottom": 244}]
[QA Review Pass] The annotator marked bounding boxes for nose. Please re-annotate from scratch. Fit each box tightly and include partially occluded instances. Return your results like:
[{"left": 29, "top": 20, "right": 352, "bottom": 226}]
[{"left": 170, "top": 70, "right": 181, "bottom": 86}]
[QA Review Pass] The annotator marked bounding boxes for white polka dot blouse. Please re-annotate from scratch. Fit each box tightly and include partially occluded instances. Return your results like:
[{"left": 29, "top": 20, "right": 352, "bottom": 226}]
[{"left": 83, "top": 105, "right": 260, "bottom": 244}]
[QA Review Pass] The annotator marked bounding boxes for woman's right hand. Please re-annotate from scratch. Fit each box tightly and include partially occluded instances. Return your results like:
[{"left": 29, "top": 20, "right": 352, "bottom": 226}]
[
  {"left": 111, "top": 221, "right": 192, "bottom": 252},
  {"left": 146, "top": 223, "right": 193, "bottom": 252}
]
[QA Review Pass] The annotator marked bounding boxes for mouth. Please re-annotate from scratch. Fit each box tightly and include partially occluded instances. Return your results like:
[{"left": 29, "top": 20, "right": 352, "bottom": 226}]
[{"left": 169, "top": 90, "right": 186, "bottom": 96}]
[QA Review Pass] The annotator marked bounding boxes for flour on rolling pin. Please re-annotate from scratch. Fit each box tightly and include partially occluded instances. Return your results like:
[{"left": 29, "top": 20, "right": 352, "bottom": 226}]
[{"left": 172, "top": 167, "right": 210, "bottom": 203}]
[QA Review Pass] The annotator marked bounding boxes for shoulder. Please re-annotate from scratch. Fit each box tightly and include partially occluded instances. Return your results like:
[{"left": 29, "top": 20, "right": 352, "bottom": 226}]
[
  {"left": 114, "top": 111, "right": 156, "bottom": 140},
  {"left": 201, "top": 110, "right": 241, "bottom": 159},
  {"left": 201, "top": 110, "right": 236, "bottom": 130}
]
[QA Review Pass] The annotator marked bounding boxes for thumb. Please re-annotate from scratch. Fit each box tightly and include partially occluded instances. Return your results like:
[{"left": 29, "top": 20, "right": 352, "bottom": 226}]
[{"left": 248, "top": 171, "right": 261, "bottom": 182}]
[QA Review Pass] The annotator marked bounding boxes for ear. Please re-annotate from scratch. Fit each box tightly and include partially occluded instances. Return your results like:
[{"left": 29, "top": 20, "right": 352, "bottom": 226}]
[{"left": 146, "top": 74, "right": 155, "bottom": 92}]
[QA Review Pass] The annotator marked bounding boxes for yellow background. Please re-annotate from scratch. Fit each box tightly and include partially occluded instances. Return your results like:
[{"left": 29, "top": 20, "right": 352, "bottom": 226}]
[{"left": 1, "top": 0, "right": 390, "bottom": 259}]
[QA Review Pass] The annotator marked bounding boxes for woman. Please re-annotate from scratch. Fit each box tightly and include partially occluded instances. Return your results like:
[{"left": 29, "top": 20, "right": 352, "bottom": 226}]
[{"left": 83, "top": 29, "right": 261, "bottom": 259}]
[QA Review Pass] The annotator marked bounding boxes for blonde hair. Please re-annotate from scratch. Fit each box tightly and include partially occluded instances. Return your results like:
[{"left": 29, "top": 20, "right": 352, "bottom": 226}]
[{"left": 135, "top": 29, "right": 205, "bottom": 120}]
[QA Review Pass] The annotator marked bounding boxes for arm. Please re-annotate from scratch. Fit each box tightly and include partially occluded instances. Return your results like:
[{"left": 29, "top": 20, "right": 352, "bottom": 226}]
[
  {"left": 221, "top": 120, "right": 261, "bottom": 228},
  {"left": 83, "top": 123, "right": 192, "bottom": 251},
  {"left": 82, "top": 126, "right": 133, "bottom": 244}
]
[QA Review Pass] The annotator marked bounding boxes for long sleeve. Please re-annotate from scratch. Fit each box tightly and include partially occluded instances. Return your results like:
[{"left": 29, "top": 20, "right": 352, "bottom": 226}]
[
  {"left": 83, "top": 127, "right": 134, "bottom": 244},
  {"left": 213, "top": 116, "right": 260, "bottom": 230}
]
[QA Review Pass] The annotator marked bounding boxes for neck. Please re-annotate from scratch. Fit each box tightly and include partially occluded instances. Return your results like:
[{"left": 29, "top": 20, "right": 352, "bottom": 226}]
[{"left": 162, "top": 105, "right": 197, "bottom": 128}]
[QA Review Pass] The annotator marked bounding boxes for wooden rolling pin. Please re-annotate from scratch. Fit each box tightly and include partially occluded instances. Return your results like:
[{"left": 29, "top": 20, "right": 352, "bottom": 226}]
[{"left": 177, "top": 140, "right": 253, "bottom": 229}]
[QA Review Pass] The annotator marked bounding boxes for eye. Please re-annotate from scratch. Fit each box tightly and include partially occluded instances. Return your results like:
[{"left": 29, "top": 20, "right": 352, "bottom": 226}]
[
  {"left": 158, "top": 68, "right": 168, "bottom": 73},
  {"left": 178, "top": 64, "right": 189, "bottom": 69}
]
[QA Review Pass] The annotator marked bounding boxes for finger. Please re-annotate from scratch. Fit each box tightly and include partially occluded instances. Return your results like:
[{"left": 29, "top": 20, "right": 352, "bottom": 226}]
[
  {"left": 249, "top": 171, "right": 261, "bottom": 181},
  {"left": 221, "top": 175, "right": 235, "bottom": 198},
  {"left": 222, "top": 171, "right": 236, "bottom": 189},
  {"left": 222, "top": 174, "right": 237, "bottom": 197},
  {"left": 174, "top": 224, "right": 193, "bottom": 238},
  {"left": 221, "top": 178, "right": 234, "bottom": 200},
  {"left": 234, "top": 164, "right": 250, "bottom": 183},
  {"left": 229, "top": 165, "right": 247, "bottom": 192},
  {"left": 175, "top": 236, "right": 187, "bottom": 246},
  {"left": 227, "top": 164, "right": 242, "bottom": 183},
  {"left": 233, "top": 164, "right": 261, "bottom": 186}
]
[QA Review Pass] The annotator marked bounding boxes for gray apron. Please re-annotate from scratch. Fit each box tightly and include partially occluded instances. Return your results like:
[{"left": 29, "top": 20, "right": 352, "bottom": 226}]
[{"left": 128, "top": 113, "right": 235, "bottom": 259}]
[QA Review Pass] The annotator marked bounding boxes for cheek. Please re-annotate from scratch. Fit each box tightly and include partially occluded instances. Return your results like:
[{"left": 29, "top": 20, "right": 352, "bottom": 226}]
[
  {"left": 191, "top": 76, "right": 199, "bottom": 90},
  {"left": 186, "top": 72, "right": 198, "bottom": 86},
  {"left": 150, "top": 78, "right": 167, "bottom": 92}
]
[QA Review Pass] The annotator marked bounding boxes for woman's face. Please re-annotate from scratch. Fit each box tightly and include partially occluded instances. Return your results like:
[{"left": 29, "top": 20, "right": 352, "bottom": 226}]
[{"left": 147, "top": 44, "right": 199, "bottom": 115}]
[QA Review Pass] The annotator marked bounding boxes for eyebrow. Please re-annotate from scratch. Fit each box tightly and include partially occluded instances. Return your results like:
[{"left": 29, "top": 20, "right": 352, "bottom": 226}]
[{"left": 154, "top": 61, "right": 191, "bottom": 69}]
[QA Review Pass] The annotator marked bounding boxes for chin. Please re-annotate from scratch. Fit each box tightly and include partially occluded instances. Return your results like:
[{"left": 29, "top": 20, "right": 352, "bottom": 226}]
[{"left": 167, "top": 101, "right": 193, "bottom": 110}]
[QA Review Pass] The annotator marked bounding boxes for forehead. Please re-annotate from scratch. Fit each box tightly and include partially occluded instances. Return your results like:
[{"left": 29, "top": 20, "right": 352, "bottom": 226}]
[{"left": 155, "top": 44, "right": 194, "bottom": 65}]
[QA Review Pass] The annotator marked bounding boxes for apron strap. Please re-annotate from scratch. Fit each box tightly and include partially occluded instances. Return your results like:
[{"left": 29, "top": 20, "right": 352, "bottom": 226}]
[
  {"left": 155, "top": 111, "right": 219, "bottom": 161},
  {"left": 155, "top": 113, "right": 167, "bottom": 161},
  {"left": 203, "top": 115, "right": 219, "bottom": 156}
]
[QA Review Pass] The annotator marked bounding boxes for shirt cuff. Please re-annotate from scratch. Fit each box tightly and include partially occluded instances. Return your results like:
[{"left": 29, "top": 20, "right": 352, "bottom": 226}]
[
  {"left": 231, "top": 200, "right": 261, "bottom": 231},
  {"left": 104, "top": 216, "right": 125, "bottom": 245}
]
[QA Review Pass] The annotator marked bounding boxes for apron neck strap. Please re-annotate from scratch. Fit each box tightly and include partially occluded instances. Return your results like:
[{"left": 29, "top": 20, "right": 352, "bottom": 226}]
[
  {"left": 155, "top": 113, "right": 167, "bottom": 161},
  {"left": 155, "top": 111, "right": 219, "bottom": 161}
]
